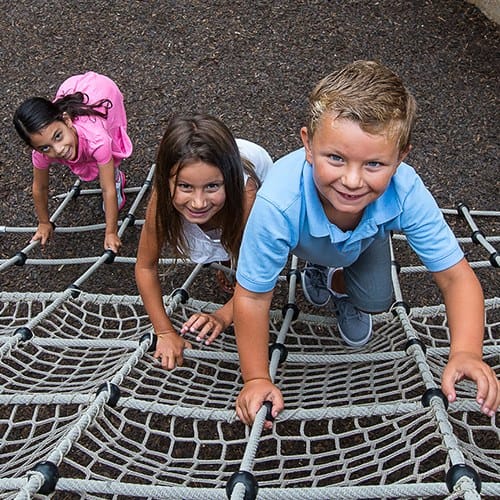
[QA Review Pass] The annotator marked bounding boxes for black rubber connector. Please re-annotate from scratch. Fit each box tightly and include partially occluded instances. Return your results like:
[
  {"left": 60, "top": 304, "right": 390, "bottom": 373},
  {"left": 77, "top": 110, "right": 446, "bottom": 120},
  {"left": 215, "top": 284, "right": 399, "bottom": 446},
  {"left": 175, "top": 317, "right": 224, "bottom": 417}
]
[
  {"left": 421, "top": 388, "right": 448, "bottom": 410},
  {"left": 471, "top": 229, "right": 484, "bottom": 245},
  {"left": 456, "top": 202, "right": 468, "bottom": 219},
  {"left": 97, "top": 382, "right": 121, "bottom": 407},
  {"left": 14, "top": 251, "right": 27, "bottom": 266},
  {"left": 125, "top": 213, "right": 136, "bottom": 225},
  {"left": 489, "top": 251, "right": 499, "bottom": 268},
  {"left": 226, "top": 470, "right": 259, "bottom": 500},
  {"left": 71, "top": 184, "right": 81, "bottom": 198},
  {"left": 269, "top": 342, "right": 288, "bottom": 365},
  {"left": 140, "top": 332, "right": 156, "bottom": 352},
  {"left": 445, "top": 464, "right": 481, "bottom": 493},
  {"left": 281, "top": 303, "right": 299, "bottom": 321},
  {"left": 405, "top": 338, "right": 426, "bottom": 355},
  {"left": 287, "top": 269, "right": 301, "bottom": 282},
  {"left": 32, "top": 461, "right": 59, "bottom": 495},
  {"left": 262, "top": 401, "right": 275, "bottom": 422},
  {"left": 173, "top": 288, "right": 189, "bottom": 303},
  {"left": 104, "top": 249, "right": 116, "bottom": 264},
  {"left": 67, "top": 284, "right": 81, "bottom": 298},
  {"left": 391, "top": 301, "right": 410, "bottom": 315},
  {"left": 14, "top": 326, "right": 33, "bottom": 341}
]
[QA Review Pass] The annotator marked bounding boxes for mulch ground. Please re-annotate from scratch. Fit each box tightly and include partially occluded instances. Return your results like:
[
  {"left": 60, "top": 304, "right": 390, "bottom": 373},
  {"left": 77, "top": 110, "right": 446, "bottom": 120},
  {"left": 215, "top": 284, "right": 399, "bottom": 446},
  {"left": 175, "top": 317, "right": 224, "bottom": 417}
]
[{"left": 0, "top": 0, "right": 498, "bottom": 300}]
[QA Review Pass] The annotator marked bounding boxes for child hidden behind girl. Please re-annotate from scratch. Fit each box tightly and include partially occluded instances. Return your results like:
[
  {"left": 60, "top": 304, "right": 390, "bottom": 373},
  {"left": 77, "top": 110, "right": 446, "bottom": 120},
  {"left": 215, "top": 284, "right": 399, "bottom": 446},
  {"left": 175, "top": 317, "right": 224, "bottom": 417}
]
[
  {"left": 13, "top": 71, "right": 133, "bottom": 253},
  {"left": 135, "top": 113, "right": 273, "bottom": 370}
]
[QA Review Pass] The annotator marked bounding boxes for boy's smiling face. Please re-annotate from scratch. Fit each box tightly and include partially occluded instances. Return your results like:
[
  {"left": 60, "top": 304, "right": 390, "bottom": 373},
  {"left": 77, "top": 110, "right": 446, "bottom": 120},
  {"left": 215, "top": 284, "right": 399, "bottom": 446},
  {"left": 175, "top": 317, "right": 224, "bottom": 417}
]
[{"left": 301, "top": 114, "right": 409, "bottom": 231}]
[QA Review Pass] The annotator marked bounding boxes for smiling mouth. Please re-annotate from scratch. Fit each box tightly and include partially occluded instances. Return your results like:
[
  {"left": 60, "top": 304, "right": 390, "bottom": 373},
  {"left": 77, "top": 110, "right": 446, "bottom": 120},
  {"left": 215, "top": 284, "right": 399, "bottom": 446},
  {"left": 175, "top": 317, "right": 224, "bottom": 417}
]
[{"left": 338, "top": 191, "right": 365, "bottom": 200}]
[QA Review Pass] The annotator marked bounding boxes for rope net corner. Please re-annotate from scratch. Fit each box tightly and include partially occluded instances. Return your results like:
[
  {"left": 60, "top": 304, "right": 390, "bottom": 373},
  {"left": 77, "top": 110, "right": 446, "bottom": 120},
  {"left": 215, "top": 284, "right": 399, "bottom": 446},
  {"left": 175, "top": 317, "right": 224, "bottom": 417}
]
[{"left": 0, "top": 170, "right": 498, "bottom": 499}]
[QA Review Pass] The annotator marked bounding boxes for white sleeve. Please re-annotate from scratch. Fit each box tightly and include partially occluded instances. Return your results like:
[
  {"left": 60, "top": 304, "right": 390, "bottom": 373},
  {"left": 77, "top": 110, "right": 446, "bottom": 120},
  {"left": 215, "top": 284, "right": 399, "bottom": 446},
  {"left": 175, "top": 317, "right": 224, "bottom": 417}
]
[{"left": 236, "top": 138, "right": 273, "bottom": 183}]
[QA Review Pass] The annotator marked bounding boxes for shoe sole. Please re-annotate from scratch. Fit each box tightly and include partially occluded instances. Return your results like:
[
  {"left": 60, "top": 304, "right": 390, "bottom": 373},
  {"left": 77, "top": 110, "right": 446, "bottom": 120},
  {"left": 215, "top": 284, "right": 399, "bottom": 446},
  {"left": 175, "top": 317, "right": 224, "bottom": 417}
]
[
  {"left": 117, "top": 171, "right": 126, "bottom": 211},
  {"left": 301, "top": 270, "right": 330, "bottom": 307}
]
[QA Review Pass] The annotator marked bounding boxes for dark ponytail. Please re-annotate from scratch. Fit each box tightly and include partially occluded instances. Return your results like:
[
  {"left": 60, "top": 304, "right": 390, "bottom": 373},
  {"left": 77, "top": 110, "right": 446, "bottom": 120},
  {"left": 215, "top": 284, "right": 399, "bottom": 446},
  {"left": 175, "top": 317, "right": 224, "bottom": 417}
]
[{"left": 13, "top": 92, "right": 112, "bottom": 146}]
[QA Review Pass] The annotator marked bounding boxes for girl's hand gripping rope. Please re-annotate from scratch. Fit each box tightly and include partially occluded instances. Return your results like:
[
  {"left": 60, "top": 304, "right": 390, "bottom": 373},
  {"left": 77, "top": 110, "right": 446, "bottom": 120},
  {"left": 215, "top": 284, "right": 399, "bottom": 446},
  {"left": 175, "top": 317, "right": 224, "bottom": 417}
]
[
  {"left": 31, "top": 221, "right": 54, "bottom": 248},
  {"left": 154, "top": 330, "right": 192, "bottom": 370}
]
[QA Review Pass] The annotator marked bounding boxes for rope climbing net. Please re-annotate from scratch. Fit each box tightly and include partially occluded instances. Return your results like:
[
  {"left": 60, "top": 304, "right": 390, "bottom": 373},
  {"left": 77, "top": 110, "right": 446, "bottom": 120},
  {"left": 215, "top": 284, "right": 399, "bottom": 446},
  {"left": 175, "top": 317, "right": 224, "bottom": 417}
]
[{"left": 0, "top": 166, "right": 498, "bottom": 499}]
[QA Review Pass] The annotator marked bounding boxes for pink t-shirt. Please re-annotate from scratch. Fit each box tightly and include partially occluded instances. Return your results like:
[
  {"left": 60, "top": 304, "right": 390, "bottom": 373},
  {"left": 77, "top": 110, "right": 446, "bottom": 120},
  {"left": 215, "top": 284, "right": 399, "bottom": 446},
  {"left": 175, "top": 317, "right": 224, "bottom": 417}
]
[{"left": 32, "top": 72, "right": 133, "bottom": 181}]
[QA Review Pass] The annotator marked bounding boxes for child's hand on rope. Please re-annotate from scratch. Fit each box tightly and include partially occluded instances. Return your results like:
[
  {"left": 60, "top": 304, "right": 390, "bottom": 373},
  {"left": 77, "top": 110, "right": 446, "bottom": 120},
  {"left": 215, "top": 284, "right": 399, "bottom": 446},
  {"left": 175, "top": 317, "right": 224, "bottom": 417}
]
[
  {"left": 442, "top": 352, "right": 500, "bottom": 416},
  {"left": 31, "top": 222, "right": 54, "bottom": 248},
  {"left": 236, "top": 378, "right": 284, "bottom": 430},
  {"left": 104, "top": 232, "right": 122, "bottom": 254},
  {"left": 154, "top": 330, "right": 192, "bottom": 370},
  {"left": 180, "top": 311, "right": 228, "bottom": 345}
]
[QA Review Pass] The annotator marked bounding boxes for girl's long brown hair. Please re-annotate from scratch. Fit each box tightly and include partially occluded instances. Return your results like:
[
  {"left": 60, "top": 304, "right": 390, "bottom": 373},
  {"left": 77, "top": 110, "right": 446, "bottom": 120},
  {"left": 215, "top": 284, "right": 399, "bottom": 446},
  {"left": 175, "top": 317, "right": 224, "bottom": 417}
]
[{"left": 154, "top": 113, "right": 259, "bottom": 260}]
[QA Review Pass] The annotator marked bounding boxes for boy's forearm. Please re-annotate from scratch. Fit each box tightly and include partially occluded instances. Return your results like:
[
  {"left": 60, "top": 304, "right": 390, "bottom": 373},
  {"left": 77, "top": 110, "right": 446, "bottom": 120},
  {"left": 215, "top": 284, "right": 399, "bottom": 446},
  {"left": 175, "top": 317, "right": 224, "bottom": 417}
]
[
  {"left": 433, "top": 259, "right": 484, "bottom": 358},
  {"left": 233, "top": 284, "right": 273, "bottom": 381}
]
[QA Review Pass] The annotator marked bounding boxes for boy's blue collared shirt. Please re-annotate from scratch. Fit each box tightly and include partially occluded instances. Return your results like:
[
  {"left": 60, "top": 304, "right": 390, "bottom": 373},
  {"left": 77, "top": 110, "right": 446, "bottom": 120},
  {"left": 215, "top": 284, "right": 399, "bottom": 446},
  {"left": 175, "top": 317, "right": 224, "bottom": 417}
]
[{"left": 237, "top": 148, "right": 463, "bottom": 293}]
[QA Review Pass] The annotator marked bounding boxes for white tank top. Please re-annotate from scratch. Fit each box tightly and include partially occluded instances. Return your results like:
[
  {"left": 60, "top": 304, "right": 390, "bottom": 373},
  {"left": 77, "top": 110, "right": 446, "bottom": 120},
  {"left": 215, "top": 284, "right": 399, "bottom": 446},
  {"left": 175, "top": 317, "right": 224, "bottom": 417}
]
[{"left": 181, "top": 138, "right": 273, "bottom": 264}]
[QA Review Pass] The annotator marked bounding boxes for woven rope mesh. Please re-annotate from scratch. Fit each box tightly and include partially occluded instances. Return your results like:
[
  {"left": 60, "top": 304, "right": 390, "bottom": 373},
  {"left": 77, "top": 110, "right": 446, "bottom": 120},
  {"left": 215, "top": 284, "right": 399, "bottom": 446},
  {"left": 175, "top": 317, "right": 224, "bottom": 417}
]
[{"left": 0, "top": 178, "right": 498, "bottom": 499}]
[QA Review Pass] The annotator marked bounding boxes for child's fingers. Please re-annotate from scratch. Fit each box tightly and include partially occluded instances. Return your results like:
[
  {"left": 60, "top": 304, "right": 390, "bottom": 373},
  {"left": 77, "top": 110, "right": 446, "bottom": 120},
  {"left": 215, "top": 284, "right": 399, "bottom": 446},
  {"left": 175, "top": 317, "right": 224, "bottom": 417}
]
[
  {"left": 476, "top": 368, "right": 500, "bottom": 416},
  {"left": 204, "top": 326, "right": 223, "bottom": 345}
]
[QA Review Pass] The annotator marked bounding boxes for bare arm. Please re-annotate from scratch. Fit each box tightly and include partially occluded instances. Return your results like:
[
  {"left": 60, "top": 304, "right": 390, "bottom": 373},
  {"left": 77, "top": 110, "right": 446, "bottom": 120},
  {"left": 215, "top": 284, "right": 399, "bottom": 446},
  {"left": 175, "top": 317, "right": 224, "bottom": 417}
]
[
  {"left": 433, "top": 258, "right": 499, "bottom": 415},
  {"left": 98, "top": 160, "right": 121, "bottom": 253},
  {"left": 233, "top": 283, "right": 284, "bottom": 427},
  {"left": 31, "top": 167, "right": 53, "bottom": 246},
  {"left": 135, "top": 191, "right": 191, "bottom": 369}
]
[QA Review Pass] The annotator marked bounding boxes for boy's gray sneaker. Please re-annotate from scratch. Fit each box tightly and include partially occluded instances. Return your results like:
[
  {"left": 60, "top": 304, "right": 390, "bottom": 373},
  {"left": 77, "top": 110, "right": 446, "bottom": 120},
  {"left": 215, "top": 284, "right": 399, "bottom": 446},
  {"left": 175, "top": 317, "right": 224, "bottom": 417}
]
[
  {"left": 332, "top": 296, "right": 372, "bottom": 347},
  {"left": 301, "top": 262, "right": 331, "bottom": 306}
]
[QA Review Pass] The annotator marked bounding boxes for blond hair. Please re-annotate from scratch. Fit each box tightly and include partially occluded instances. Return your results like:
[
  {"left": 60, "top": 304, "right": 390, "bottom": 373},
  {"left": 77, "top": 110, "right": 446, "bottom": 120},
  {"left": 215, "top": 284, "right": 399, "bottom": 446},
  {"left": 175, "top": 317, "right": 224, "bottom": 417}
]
[{"left": 307, "top": 60, "right": 417, "bottom": 152}]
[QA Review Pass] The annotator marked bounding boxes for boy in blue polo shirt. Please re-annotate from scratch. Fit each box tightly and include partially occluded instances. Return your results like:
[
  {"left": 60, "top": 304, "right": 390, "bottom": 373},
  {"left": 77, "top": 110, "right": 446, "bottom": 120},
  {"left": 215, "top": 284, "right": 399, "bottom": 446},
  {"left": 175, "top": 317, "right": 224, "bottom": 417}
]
[{"left": 233, "top": 60, "right": 499, "bottom": 428}]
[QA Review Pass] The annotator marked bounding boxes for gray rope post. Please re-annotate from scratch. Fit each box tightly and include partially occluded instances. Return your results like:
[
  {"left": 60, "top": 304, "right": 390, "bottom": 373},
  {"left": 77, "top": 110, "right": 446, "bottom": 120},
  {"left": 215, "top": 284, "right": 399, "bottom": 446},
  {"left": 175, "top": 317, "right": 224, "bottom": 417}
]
[
  {"left": 389, "top": 237, "right": 482, "bottom": 497},
  {"left": 228, "top": 255, "right": 300, "bottom": 500},
  {"left": 456, "top": 202, "right": 499, "bottom": 267}
]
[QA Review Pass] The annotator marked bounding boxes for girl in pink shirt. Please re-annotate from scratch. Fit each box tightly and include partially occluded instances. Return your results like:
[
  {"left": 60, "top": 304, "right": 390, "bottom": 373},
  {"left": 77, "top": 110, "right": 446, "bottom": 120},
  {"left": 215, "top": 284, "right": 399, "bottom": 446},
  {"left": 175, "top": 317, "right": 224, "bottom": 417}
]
[{"left": 13, "top": 71, "right": 133, "bottom": 253}]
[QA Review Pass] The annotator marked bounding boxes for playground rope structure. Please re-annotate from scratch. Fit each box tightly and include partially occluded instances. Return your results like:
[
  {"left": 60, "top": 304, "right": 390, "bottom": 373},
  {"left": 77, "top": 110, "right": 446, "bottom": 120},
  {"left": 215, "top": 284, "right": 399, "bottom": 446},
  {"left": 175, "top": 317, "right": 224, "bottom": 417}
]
[{"left": 0, "top": 166, "right": 498, "bottom": 499}]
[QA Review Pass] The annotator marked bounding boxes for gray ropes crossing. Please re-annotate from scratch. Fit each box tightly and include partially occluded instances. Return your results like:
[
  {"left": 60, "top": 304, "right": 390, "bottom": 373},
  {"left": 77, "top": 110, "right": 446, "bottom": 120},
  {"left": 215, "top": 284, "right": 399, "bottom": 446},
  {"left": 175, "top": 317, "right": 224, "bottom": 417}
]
[{"left": 0, "top": 179, "right": 498, "bottom": 499}]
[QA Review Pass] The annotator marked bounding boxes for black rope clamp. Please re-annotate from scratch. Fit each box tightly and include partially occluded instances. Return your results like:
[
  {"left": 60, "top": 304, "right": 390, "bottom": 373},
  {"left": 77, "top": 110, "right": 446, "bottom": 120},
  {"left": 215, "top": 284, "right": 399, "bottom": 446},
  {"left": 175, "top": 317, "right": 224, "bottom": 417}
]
[
  {"left": 32, "top": 461, "right": 59, "bottom": 495},
  {"left": 67, "top": 284, "right": 81, "bottom": 298},
  {"left": 456, "top": 202, "right": 468, "bottom": 219},
  {"left": 281, "top": 303, "right": 300, "bottom": 321},
  {"left": 262, "top": 401, "right": 275, "bottom": 422},
  {"left": 97, "top": 382, "right": 121, "bottom": 407},
  {"left": 172, "top": 288, "right": 189, "bottom": 303},
  {"left": 70, "top": 184, "right": 81, "bottom": 198},
  {"left": 405, "top": 338, "right": 426, "bottom": 355},
  {"left": 421, "top": 388, "right": 448, "bottom": 410},
  {"left": 125, "top": 212, "right": 136, "bottom": 225},
  {"left": 226, "top": 471, "right": 259, "bottom": 500},
  {"left": 14, "top": 251, "right": 27, "bottom": 266},
  {"left": 287, "top": 269, "right": 301, "bottom": 282},
  {"left": 445, "top": 464, "right": 481, "bottom": 493},
  {"left": 391, "top": 300, "right": 410, "bottom": 316},
  {"left": 269, "top": 342, "right": 288, "bottom": 365},
  {"left": 104, "top": 249, "right": 116, "bottom": 264},
  {"left": 140, "top": 332, "right": 157, "bottom": 352},
  {"left": 14, "top": 326, "right": 33, "bottom": 341},
  {"left": 489, "top": 251, "right": 499, "bottom": 268}
]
